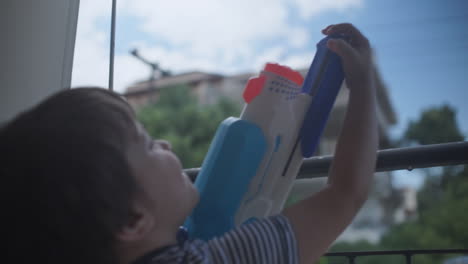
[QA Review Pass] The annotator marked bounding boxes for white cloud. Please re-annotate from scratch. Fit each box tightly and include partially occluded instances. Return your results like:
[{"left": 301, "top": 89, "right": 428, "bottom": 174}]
[
  {"left": 71, "top": 20, "right": 109, "bottom": 87},
  {"left": 72, "top": 0, "right": 364, "bottom": 93},
  {"left": 289, "top": 0, "right": 363, "bottom": 19},
  {"left": 122, "top": 0, "right": 289, "bottom": 50},
  {"left": 281, "top": 53, "right": 315, "bottom": 70},
  {"left": 253, "top": 46, "right": 286, "bottom": 71},
  {"left": 71, "top": 0, "right": 111, "bottom": 89},
  {"left": 118, "top": 0, "right": 293, "bottom": 76},
  {"left": 288, "top": 27, "right": 310, "bottom": 49}
]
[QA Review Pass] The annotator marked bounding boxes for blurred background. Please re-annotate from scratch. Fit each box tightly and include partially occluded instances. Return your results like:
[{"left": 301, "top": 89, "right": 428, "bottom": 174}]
[{"left": 70, "top": 0, "right": 467, "bottom": 263}]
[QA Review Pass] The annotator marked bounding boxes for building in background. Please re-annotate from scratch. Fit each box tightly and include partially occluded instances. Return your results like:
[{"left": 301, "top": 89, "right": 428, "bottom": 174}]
[
  {"left": 123, "top": 66, "right": 408, "bottom": 243},
  {"left": 124, "top": 66, "right": 396, "bottom": 155}
]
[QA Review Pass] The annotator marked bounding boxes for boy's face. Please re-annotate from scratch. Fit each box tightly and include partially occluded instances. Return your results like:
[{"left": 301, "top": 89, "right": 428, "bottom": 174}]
[{"left": 126, "top": 122, "right": 199, "bottom": 229}]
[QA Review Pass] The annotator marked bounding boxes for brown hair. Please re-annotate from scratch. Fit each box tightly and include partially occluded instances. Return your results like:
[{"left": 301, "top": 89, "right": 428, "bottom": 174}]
[{"left": 1, "top": 88, "right": 139, "bottom": 264}]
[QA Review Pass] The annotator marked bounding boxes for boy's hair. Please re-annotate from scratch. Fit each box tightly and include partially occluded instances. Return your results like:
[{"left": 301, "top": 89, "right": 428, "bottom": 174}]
[{"left": 1, "top": 88, "right": 139, "bottom": 264}]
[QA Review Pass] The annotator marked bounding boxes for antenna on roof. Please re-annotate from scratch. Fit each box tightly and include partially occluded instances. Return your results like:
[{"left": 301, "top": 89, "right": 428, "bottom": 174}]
[{"left": 130, "top": 48, "right": 171, "bottom": 84}]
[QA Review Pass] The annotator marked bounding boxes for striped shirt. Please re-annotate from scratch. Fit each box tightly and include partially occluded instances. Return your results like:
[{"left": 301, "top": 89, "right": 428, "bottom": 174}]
[{"left": 132, "top": 214, "right": 299, "bottom": 264}]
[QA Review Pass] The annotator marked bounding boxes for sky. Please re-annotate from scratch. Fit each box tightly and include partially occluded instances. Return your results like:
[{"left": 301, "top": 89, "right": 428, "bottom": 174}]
[{"left": 71, "top": 0, "right": 468, "bottom": 189}]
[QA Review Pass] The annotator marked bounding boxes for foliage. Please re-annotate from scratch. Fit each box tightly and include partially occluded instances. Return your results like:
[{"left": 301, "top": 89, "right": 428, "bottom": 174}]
[
  {"left": 407, "top": 105, "right": 466, "bottom": 212},
  {"left": 403, "top": 104, "right": 464, "bottom": 145},
  {"left": 136, "top": 85, "right": 240, "bottom": 168},
  {"left": 324, "top": 104, "right": 467, "bottom": 264}
]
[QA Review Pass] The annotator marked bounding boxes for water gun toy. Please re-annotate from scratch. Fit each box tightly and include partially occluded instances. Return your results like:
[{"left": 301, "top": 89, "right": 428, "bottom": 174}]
[{"left": 184, "top": 35, "right": 346, "bottom": 241}]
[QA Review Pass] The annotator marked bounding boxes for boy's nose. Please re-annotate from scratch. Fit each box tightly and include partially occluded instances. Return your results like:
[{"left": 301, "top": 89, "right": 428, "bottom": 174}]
[{"left": 155, "top": 140, "right": 172, "bottom": 151}]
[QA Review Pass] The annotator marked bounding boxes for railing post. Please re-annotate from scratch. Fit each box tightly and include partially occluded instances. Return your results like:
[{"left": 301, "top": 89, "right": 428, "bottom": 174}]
[
  {"left": 348, "top": 255, "right": 356, "bottom": 264},
  {"left": 405, "top": 253, "right": 412, "bottom": 264}
]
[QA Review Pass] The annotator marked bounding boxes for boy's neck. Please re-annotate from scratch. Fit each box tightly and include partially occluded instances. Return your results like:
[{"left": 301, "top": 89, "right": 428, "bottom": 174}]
[{"left": 118, "top": 227, "right": 179, "bottom": 264}]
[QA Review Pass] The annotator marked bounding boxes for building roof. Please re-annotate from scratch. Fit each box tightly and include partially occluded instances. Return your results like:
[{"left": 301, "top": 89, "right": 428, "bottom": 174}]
[{"left": 123, "top": 67, "right": 397, "bottom": 126}]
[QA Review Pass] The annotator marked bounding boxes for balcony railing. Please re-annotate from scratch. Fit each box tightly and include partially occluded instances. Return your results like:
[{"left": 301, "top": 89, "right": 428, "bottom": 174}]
[
  {"left": 185, "top": 141, "right": 468, "bottom": 180},
  {"left": 184, "top": 141, "right": 468, "bottom": 262},
  {"left": 324, "top": 249, "right": 468, "bottom": 264}
]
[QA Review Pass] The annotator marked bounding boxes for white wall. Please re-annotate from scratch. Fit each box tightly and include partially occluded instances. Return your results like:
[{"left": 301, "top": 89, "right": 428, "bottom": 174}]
[{"left": 0, "top": 0, "right": 80, "bottom": 123}]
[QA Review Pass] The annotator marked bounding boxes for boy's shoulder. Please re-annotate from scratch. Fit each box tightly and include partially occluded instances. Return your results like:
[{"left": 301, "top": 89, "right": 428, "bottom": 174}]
[{"left": 134, "top": 215, "right": 299, "bottom": 264}]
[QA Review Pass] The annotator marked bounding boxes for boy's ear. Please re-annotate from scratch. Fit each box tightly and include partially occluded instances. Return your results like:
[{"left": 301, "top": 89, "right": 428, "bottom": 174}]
[{"left": 116, "top": 203, "right": 154, "bottom": 242}]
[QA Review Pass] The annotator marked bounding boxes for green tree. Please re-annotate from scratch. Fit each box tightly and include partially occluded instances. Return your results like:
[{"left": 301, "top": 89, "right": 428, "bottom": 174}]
[
  {"left": 404, "top": 105, "right": 464, "bottom": 145},
  {"left": 380, "top": 167, "right": 468, "bottom": 264},
  {"left": 405, "top": 105, "right": 465, "bottom": 212},
  {"left": 326, "top": 104, "right": 467, "bottom": 264},
  {"left": 136, "top": 85, "right": 240, "bottom": 168}
]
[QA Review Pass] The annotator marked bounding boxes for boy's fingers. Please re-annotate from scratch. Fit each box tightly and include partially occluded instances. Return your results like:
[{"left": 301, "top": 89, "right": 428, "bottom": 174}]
[
  {"left": 322, "top": 24, "right": 334, "bottom": 35},
  {"left": 327, "top": 38, "right": 357, "bottom": 63},
  {"left": 327, "top": 23, "right": 369, "bottom": 48}
]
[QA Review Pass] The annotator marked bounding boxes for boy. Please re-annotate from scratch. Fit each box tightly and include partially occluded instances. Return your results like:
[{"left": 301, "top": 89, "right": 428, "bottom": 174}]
[{"left": 2, "top": 23, "right": 377, "bottom": 264}]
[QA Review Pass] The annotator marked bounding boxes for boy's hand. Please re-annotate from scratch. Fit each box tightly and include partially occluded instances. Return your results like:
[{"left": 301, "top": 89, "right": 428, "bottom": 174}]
[
  {"left": 322, "top": 23, "right": 374, "bottom": 91},
  {"left": 284, "top": 23, "right": 378, "bottom": 264}
]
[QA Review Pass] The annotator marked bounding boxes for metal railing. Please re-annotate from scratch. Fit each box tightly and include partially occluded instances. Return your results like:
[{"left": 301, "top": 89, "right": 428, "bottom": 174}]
[
  {"left": 185, "top": 141, "right": 468, "bottom": 180},
  {"left": 298, "top": 141, "right": 468, "bottom": 178},
  {"left": 184, "top": 141, "right": 468, "bottom": 263},
  {"left": 324, "top": 249, "right": 468, "bottom": 264},
  {"left": 108, "top": 0, "right": 117, "bottom": 91}
]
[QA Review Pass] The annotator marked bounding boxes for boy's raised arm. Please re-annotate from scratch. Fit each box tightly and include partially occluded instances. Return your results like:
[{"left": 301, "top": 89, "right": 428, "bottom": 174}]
[{"left": 283, "top": 23, "right": 379, "bottom": 264}]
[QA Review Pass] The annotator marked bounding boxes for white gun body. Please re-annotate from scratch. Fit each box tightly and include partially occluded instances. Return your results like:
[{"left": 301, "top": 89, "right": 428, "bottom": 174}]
[{"left": 235, "top": 70, "right": 311, "bottom": 224}]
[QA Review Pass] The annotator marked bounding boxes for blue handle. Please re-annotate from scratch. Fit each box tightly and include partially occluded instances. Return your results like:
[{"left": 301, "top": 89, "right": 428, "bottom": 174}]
[
  {"left": 300, "top": 35, "right": 346, "bottom": 158},
  {"left": 184, "top": 117, "right": 267, "bottom": 240}
]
